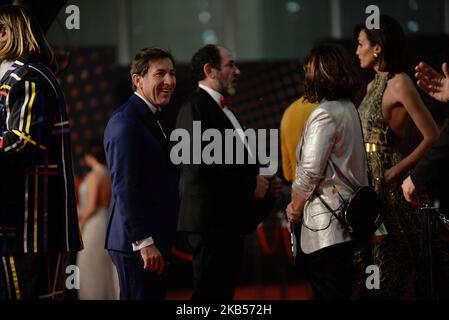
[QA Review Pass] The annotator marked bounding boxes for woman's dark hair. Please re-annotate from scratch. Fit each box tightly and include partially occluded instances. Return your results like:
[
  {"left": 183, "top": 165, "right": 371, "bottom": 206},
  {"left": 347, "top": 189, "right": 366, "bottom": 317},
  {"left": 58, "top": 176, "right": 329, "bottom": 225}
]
[
  {"left": 354, "top": 15, "right": 407, "bottom": 74},
  {"left": 303, "top": 43, "right": 361, "bottom": 103},
  {"left": 85, "top": 138, "right": 107, "bottom": 165},
  {"left": 191, "top": 44, "right": 221, "bottom": 82}
]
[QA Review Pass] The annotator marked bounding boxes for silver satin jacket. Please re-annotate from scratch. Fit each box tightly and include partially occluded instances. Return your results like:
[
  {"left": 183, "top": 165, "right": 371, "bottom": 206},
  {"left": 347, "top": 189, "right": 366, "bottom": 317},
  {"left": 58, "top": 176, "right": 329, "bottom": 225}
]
[{"left": 293, "top": 100, "right": 368, "bottom": 254}]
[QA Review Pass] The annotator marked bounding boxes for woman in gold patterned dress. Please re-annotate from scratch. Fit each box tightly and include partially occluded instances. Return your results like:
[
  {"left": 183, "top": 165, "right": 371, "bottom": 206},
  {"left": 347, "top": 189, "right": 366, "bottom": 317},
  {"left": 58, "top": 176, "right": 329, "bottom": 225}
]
[{"left": 355, "top": 15, "right": 439, "bottom": 298}]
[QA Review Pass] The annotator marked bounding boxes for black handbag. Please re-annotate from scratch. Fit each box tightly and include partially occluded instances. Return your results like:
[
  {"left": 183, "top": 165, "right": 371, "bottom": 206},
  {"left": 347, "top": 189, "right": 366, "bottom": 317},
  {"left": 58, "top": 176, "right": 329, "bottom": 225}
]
[{"left": 315, "top": 186, "right": 384, "bottom": 242}]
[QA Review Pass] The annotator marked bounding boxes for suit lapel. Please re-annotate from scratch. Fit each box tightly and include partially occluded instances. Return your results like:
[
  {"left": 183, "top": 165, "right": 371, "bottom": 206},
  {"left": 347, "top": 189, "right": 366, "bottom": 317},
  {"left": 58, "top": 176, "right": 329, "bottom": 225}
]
[
  {"left": 129, "top": 94, "right": 170, "bottom": 153},
  {"left": 195, "top": 88, "right": 257, "bottom": 170},
  {"left": 196, "top": 88, "right": 235, "bottom": 130}
]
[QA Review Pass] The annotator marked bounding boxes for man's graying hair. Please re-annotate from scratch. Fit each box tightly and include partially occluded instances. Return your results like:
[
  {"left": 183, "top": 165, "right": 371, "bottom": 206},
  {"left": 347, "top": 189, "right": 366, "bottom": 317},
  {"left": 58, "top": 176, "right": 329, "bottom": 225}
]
[{"left": 130, "top": 47, "right": 175, "bottom": 90}]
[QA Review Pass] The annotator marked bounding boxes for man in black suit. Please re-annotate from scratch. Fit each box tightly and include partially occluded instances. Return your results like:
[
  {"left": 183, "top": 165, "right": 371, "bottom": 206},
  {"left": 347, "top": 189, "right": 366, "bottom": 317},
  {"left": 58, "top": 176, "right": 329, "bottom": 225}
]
[
  {"left": 176, "top": 44, "right": 281, "bottom": 300},
  {"left": 402, "top": 61, "right": 449, "bottom": 209},
  {"left": 104, "top": 48, "right": 179, "bottom": 300}
]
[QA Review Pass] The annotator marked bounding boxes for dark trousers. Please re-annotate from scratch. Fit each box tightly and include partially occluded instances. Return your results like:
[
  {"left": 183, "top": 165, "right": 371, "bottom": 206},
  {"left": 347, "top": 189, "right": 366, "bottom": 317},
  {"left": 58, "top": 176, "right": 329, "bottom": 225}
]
[
  {"left": 188, "top": 233, "right": 244, "bottom": 300},
  {"left": 109, "top": 250, "right": 165, "bottom": 300},
  {"left": 305, "top": 241, "right": 356, "bottom": 300}
]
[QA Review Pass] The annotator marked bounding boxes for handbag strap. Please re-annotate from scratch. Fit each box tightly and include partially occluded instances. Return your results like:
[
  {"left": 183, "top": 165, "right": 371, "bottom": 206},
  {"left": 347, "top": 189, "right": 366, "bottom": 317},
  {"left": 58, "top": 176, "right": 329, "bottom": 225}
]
[
  {"left": 299, "top": 103, "right": 363, "bottom": 233},
  {"left": 312, "top": 104, "right": 369, "bottom": 231},
  {"left": 314, "top": 190, "right": 351, "bottom": 233}
]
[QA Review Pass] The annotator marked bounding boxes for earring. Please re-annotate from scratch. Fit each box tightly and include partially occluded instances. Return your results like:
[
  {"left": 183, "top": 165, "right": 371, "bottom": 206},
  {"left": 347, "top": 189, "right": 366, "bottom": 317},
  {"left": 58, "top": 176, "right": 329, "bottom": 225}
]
[{"left": 374, "top": 53, "right": 379, "bottom": 58}]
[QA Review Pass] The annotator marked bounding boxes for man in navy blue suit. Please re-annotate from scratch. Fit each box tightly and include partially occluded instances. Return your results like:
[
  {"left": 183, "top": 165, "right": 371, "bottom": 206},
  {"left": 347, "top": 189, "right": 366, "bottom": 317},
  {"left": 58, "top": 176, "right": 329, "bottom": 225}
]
[{"left": 104, "top": 47, "right": 179, "bottom": 300}]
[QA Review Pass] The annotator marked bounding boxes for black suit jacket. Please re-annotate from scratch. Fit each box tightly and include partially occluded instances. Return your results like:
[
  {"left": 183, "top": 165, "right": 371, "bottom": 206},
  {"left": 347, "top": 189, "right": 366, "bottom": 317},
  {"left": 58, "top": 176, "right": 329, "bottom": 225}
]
[
  {"left": 412, "top": 124, "right": 449, "bottom": 211},
  {"left": 104, "top": 94, "right": 179, "bottom": 257},
  {"left": 176, "top": 88, "right": 273, "bottom": 235}
]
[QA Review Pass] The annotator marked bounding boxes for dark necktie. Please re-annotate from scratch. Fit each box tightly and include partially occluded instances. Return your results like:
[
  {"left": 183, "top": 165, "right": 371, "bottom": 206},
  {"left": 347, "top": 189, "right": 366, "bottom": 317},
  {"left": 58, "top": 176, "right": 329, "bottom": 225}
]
[
  {"left": 155, "top": 108, "right": 162, "bottom": 121},
  {"left": 154, "top": 109, "right": 167, "bottom": 140}
]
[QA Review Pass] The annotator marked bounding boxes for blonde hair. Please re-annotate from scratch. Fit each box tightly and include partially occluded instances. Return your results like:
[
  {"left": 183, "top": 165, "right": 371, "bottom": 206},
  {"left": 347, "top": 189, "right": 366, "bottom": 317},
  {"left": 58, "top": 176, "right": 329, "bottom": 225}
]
[{"left": 0, "top": 5, "right": 56, "bottom": 72}]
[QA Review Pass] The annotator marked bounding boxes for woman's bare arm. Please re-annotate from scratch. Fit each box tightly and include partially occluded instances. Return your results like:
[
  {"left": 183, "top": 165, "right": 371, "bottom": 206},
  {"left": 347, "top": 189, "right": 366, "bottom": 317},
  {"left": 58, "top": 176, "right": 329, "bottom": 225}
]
[{"left": 385, "top": 75, "right": 439, "bottom": 183}]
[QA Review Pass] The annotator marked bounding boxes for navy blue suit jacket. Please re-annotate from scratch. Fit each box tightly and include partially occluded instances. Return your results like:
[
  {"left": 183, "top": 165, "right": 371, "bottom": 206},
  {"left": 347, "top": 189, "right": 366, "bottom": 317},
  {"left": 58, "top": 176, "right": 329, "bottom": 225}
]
[{"left": 104, "top": 94, "right": 179, "bottom": 258}]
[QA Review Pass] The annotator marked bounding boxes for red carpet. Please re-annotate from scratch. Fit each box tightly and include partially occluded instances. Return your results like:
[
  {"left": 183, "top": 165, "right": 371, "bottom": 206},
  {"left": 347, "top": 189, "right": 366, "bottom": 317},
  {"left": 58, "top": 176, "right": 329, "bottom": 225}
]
[{"left": 167, "top": 283, "right": 313, "bottom": 300}]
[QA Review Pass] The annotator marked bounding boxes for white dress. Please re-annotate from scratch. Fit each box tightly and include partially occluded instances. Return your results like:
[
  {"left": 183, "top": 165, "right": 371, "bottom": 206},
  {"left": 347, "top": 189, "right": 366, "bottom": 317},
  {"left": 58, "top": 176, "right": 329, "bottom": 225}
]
[{"left": 76, "top": 178, "right": 119, "bottom": 300}]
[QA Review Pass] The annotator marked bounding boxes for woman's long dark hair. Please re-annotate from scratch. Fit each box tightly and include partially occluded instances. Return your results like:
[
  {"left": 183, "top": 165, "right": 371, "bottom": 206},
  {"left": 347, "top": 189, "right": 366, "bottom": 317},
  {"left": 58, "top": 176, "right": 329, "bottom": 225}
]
[{"left": 354, "top": 15, "right": 407, "bottom": 74}]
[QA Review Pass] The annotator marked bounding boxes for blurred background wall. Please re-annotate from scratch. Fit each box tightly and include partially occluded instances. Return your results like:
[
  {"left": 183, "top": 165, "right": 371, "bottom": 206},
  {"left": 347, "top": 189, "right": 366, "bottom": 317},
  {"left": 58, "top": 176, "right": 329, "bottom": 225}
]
[{"left": 44, "top": 0, "right": 448, "bottom": 63}]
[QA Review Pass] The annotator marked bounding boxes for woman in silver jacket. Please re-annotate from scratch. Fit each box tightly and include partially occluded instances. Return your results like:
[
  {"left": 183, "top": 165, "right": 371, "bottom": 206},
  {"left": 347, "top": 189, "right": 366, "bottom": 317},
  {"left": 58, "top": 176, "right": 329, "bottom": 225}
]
[{"left": 286, "top": 44, "right": 368, "bottom": 299}]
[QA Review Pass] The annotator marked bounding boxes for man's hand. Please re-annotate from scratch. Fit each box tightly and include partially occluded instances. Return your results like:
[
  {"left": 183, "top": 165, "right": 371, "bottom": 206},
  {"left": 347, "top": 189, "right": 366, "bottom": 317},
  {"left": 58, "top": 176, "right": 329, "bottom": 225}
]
[
  {"left": 415, "top": 61, "right": 449, "bottom": 103},
  {"left": 253, "top": 175, "right": 269, "bottom": 199},
  {"left": 140, "top": 244, "right": 164, "bottom": 275}
]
